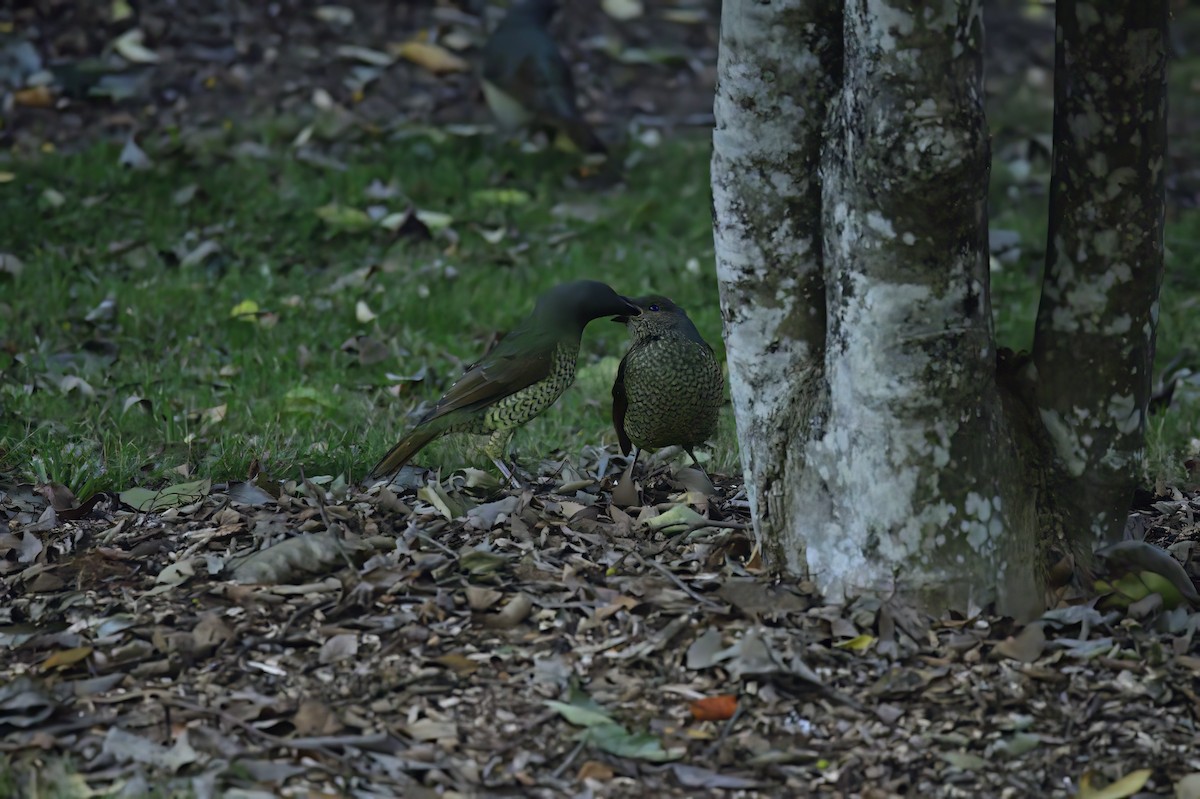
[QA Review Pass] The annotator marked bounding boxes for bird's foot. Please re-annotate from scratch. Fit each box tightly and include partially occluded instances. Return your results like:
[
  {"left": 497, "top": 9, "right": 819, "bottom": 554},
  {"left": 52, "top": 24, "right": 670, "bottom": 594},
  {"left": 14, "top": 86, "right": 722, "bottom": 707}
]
[
  {"left": 681, "top": 449, "right": 718, "bottom": 496},
  {"left": 491, "top": 457, "right": 524, "bottom": 490}
]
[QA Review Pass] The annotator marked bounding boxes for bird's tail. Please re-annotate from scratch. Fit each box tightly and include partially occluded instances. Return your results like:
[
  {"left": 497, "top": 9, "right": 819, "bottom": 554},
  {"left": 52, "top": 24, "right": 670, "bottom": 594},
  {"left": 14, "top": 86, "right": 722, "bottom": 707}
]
[{"left": 368, "top": 426, "right": 441, "bottom": 480}]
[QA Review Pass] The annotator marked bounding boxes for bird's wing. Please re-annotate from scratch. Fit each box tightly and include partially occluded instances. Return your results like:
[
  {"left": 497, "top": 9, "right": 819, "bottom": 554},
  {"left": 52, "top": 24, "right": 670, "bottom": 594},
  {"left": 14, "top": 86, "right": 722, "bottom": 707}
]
[
  {"left": 611, "top": 353, "right": 633, "bottom": 456},
  {"left": 419, "top": 337, "right": 555, "bottom": 426},
  {"left": 529, "top": 49, "right": 581, "bottom": 122}
]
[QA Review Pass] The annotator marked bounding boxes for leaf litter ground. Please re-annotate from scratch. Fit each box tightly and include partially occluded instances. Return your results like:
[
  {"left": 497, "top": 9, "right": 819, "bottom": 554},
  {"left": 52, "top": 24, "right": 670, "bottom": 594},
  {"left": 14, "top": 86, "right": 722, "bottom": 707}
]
[
  {"left": 3, "top": 457, "right": 1200, "bottom": 798},
  {"left": 5, "top": 1, "right": 1200, "bottom": 796}
]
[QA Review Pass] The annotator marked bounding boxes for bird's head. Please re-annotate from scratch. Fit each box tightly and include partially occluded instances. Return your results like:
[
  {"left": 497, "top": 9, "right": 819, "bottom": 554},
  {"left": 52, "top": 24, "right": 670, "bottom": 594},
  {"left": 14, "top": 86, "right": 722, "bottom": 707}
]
[
  {"left": 612, "top": 294, "right": 683, "bottom": 329},
  {"left": 614, "top": 294, "right": 713, "bottom": 349},
  {"left": 510, "top": 0, "right": 559, "bottom": 24},
  {"left": 536, "top": 279, "right": 639, "bottom": 330}
]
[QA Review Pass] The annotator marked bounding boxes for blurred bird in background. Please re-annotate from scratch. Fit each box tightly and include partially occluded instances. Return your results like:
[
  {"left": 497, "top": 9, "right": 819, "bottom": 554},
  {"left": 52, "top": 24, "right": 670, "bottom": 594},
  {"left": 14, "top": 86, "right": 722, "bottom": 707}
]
[{"left": 480, "top": 0, "right": 607, "bottom": 154}]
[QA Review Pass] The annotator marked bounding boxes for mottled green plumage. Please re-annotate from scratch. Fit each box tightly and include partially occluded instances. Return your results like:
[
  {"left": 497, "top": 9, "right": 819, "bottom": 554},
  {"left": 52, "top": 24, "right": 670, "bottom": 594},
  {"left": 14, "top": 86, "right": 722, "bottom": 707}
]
[
  {"left": 480, "top": 0, "right": 606, "bottom": 154},
  {"left": 369, "top": 280, "right": 635, "bottom": 482},
  {"left": 612, "top": 295, "right": 723, "bottom": 466}
]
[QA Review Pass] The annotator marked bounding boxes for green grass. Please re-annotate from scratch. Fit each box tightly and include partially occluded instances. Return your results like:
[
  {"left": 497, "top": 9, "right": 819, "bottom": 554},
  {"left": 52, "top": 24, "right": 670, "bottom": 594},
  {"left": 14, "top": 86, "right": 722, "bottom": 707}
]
[
  {"left": 0, "top": 127, "right": 730, "bottom": 491},
  {"left": 0, "top": 113, "right": 1196, "bottom": 494}
]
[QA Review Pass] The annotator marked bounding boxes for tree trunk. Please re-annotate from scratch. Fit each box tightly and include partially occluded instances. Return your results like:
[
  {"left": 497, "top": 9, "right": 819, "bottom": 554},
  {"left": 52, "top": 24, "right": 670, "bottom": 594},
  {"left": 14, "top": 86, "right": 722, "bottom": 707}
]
[
  {"left": 1031, "top": 0, "right": 1169, "bottom": 568},
  {"left": 711, "top": 0, "right": 1167, "bottom": 617},
  {"left": 711, "top": 0, "right": 841, "bottom": 562}
]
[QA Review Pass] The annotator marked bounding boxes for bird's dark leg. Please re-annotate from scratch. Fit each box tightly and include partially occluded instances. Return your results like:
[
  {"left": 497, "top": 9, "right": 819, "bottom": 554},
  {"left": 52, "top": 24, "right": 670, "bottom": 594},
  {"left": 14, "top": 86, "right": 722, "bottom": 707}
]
[
  {"left": 629, "top": 447, "right": 641, "bottom": 476},
  {"left": 491, "top": 457, "right": 522, "bottom": 489},
  {"left": 485, "top": 429, "right": 522, "bottom": 489},
  {"left": 685, "top": 448, "right": 711, "bottom": 482}
]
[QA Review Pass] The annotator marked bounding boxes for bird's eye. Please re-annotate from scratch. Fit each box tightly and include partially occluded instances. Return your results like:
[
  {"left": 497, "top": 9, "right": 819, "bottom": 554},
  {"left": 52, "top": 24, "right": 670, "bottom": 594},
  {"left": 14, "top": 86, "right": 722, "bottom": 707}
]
[{"left": 648, "top": 304, "right": 660, "bottom": 312}]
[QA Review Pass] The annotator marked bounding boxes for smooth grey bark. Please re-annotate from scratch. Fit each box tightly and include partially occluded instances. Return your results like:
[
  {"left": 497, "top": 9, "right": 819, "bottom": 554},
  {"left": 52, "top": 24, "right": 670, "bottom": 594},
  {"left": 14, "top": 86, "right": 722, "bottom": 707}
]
[
  {"left": 812, "top": 1, "right": 1036, "bottom": 615},
  {"left": 710, "top": 0, "right": 1167, "bottom": 616},
  {"left": 711, "top": 0, "right": 841, "bottom": 559},
  {"left": 1031, "top": 0, "right": 1169, "bottom": 567}
]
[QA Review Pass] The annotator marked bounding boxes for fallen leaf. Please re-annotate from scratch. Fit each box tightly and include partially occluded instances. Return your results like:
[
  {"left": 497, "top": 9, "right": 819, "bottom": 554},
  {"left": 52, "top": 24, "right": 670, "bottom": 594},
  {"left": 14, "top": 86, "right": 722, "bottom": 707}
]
[
  {"left": 335, "top": 44, "right": 394, "bottom": 66},
  {"left": 645, "top": 504, "right": 707, "bottom": 534},
  {"left": 120, "top": 479, "right": 211, "bottom": 512},
  {"left": 319, "top": 633, "right": 358, "bottom": 664},
  {"left": 113, "top": 29, "right": 160, "bottom": 63},
  {"left": 434, "top": 653, "right": 479, "bottom": 676},
  {"left": 314, "top": 5, "right": 354, "bottom": 24},
  {"left": 471, "top": 188, "right": 531, "bottom": 206},
  {"left": 835, "top": 634, "right": 877, "bottom": 653},
  {"left": 1076, "top": 769, "right": 1152, "bottom": 799},
  {"left": 993, "top": 622, "right": 1046, "bottom": 663},
  {"left": 118, "top": 136, "right": 152, "bottom": 170},
  {"left": 355, "top": 300, "right": 377, "bottom": 323},
  {"left": 0, "top": 253, "right": 24, "bottom": 277},
  {"left": 405, "top": 718, "right": 457, "bottom": 741},
  {"left": 41, "top": 647, "right": 93, "bottom": 671},
  {"left": 393, "top": 41, "right": 469, "bottom": 74},
  {"left": 576, "top": 760, "right": 614, "bottom": 781},
  {"left": 230, "top": 299, "right": 260, "bottom": 321},
  {"left": 940, "top": 751, "right": 987, "bottom": 770},
  {"left": 316, "top": 203, "right": 373, "bottom": 233},
  {"left": 689, "top": 695, "right": 737, "bottom": 722},
  {"left": 602, "top": 0, "right": 644, "bottom": 20},
  {"left": 1175, "top": 773, "right": 1200, "bottom": 799}
]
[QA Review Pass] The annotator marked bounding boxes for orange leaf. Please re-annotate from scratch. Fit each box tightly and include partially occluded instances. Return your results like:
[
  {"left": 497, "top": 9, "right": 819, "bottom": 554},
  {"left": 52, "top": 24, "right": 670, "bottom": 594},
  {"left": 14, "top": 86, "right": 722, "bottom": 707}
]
[
  {"left": 41, "top": 646, "right": 93, "bottom": 671},
  {"left": 689, "top": 694, "right": 737, "bottom": 722}
]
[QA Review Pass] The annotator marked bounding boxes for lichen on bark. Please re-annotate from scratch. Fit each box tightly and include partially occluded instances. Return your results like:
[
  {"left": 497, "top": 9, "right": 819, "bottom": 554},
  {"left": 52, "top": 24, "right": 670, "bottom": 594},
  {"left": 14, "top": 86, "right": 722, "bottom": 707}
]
[
  {"left": 1031, "top": 0, "right": 1168, "bottom": 565},
  {"left": 710, "top": 0, "right": 841, "bottom": 559},
  {"left": 710, "top": 0, "right": 1166, "bottom": 620}
]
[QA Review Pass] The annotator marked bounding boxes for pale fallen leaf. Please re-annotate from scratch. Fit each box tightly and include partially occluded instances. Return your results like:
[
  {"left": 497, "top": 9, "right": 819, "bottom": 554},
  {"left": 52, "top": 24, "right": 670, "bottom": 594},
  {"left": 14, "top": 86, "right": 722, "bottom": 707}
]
[
  {"left": 58, "top": 376, "right": 95, "bottom": 397},
  {"left": 405, "top": 718, "right": 457, "bottom": 741},
  {"left": 993, "top": 622, "right": 1046, "bottom": 663},
  {"left": 601, "top": 0, "right": 644, "bottom": 20},
  {"left": 119, "top": 136, "right": 152, "bottom": 170},
  {"left": 0, "top": 253, "right": 25, "bottom": 277},
  {"left": 314, "top": 4, "right": 354, "bottom": 24},
  {"left": 319, "top": 633, "right": 358, "bottom": 664},
  {"left": 355, "top": 300, "right": 377, "bottom": 323},
  {"left": 113, "top": 29, "right": 160, "bottom": 63},
  {"left": 1076, "top": 769, "right": 1152, "bottom": 799},
  {"left": 612, "top": 462, "right": 639, "bottom": 508},
  {"left": 1176, "top": 773, "right": 1200, "bottom": 799},
  {"left": 335, "top": 44, "right": 394, "bottom": 67},
  {"left": 180, "top": 240, "right": 221, "bottom": 268},
  {"left": 392, "top": 41, "right": 469, "bottom": 74}
]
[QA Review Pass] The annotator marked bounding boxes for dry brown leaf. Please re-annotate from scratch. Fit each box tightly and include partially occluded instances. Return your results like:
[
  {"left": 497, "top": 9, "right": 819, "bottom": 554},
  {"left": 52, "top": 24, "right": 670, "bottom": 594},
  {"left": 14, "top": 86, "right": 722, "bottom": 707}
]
[
  {"left": 577, "top": 760, "right": 614, "bottom": 781},
  {"left": 993, "top": 622, "right": 1046, "bottom": 663}
]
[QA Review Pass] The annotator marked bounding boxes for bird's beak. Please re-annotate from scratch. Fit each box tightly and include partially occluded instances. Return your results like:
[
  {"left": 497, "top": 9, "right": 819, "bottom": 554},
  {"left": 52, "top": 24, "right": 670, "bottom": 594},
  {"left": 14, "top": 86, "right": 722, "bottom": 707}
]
[{"left": 612, "top": 297, "right": 640, "bottom": 324}]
